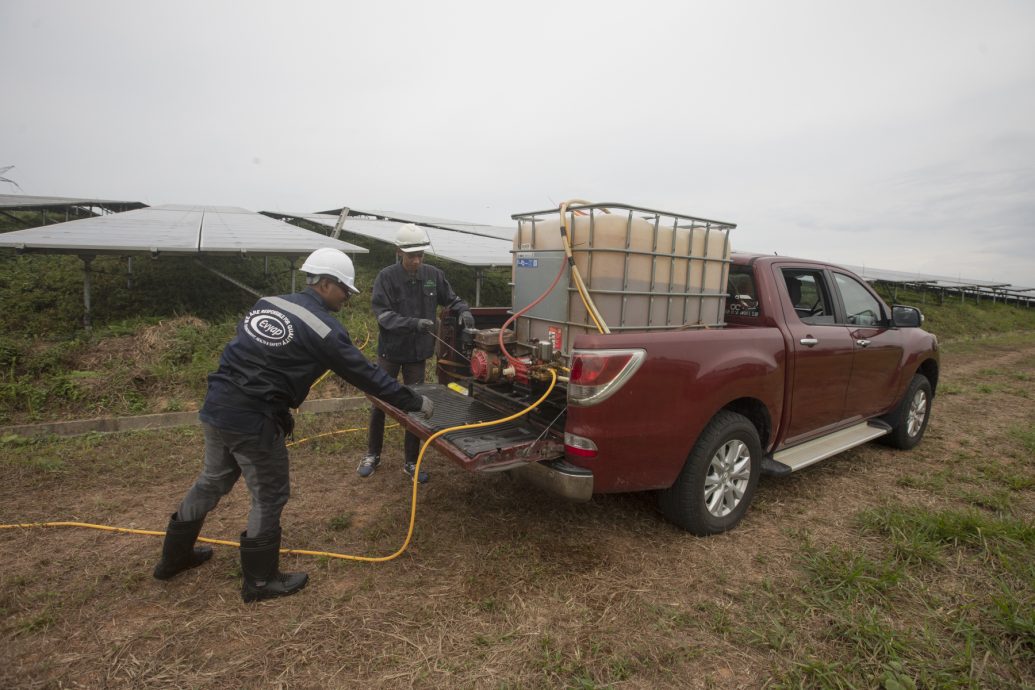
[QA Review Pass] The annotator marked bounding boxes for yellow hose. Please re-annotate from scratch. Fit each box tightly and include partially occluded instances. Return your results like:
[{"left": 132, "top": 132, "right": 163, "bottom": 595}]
[
  {"left": 285, "top": 368, "right": 556, "bottom": 562},
  {"left": 0, "top": 372, "right": 558, "bottom": 564},
  {"left": 0, "top": 522, "right": 245, "bottom": 549},
  {"left": 286, "top": 423, "right": 397, "bottom": 448}
]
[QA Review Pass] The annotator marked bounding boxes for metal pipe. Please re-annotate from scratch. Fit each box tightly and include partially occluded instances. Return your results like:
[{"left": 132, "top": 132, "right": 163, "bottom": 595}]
[{"left": 81, "top": 255, "right": 94, "bottom": 330}]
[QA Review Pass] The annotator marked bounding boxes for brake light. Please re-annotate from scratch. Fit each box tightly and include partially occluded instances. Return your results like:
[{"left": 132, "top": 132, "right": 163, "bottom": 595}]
[
  {"left": 565, "top": 432, "right": 598, "bottom": 458},
  {"left": 567, "top": 348, "right": 646, "bottom": 406}
]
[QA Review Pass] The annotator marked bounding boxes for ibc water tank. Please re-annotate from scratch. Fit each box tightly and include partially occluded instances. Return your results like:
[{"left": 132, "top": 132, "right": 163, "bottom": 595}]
[{"left": 510, "top": 205, "right": 732, "bottom": 355}]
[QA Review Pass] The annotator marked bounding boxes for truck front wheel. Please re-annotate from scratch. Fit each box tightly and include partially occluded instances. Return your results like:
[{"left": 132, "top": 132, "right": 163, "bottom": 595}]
[
  {"left": 658, "top": 410, "right": 762, "bottom": 535},
  {"left": 882, "top": 373, "right": 932, "bottom": 450}
]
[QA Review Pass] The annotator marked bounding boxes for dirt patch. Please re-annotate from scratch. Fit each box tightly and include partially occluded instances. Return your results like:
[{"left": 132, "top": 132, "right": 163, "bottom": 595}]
[
  {"left": 2, "top": 337, "right": 1034, "bottom": 688},
  {"left": 77, "top": 316, "right": 209, "bottom": 371}
]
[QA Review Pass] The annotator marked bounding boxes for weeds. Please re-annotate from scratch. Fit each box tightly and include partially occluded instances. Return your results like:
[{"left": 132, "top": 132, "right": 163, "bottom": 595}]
[
  {"left": 799, "top": 544, "right": 902, "bottom": 601},
  {"left": 328, "top": 512, "right": 353, "bottom": 531},
  {"left": 859, "top": 506, "right": 1035, "bottom": 551},
  {"left": 1009, "top": 424, "right": 1035, "bottom": 455},
  {"left": 986, "top": 581, "right": 1035, "bottom": 652}
]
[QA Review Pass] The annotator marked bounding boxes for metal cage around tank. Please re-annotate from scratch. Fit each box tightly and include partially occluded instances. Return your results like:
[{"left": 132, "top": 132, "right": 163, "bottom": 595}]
[{"left": 509, "top": 203, "right": 736, "bottom": 354}]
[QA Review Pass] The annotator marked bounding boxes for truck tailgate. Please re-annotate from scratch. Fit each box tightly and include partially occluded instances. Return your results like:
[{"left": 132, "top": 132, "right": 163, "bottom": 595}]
[{"left": 368, "top": 383, "right": 564, "bottom": 472}]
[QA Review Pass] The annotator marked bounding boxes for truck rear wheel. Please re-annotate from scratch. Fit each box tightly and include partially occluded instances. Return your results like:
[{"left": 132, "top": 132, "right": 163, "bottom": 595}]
[
  {"left": 882, "top": 373, "right": 932, "bottom": 450},
  {"left": 658, "top": 410, "right": 761, "bottom": 535}
]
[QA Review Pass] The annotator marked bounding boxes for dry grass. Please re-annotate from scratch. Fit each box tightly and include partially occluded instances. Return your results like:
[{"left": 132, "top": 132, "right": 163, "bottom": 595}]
[{"left": 2, "top": 337, "right": 1034, "bottom": 688}]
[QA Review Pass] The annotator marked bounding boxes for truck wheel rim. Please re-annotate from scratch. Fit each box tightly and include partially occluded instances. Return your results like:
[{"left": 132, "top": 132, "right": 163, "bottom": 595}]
[
  {"left": 705, "top": 439, "right": 751, "bottom": 517},
  {"left": 906, "top": 389, "right": 928, "bottom": 437}
]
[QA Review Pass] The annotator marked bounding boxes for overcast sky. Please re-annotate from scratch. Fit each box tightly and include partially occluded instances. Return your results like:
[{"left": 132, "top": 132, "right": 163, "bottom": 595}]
[{"left": 2, "top": 1, "right": 1033, "bottom": 287}]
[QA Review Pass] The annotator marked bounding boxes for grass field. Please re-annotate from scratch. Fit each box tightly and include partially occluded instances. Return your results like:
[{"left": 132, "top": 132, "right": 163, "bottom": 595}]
[
  {"left": 1, "top": 231, "right": 1034, "bottom": 687},
  {"left": 1, "top": 334, "right": 1033, "bottom": 688}
]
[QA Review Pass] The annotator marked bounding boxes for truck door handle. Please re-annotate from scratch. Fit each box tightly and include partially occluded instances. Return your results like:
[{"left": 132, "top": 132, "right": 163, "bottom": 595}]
[
  {"left": 799, "top": 337, "right": 818, "bottom": 347},
  {"left": 856, "top": 339, "right": 871, "bottom": 348}
]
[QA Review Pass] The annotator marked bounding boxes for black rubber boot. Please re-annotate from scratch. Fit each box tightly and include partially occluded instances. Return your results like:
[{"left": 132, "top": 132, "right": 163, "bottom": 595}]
[
  {"left": 239, "top": 529, "right": 308, "bottom": 603},
  {"left": 153, "top": 512, "right": 213, "bottom": 580}
]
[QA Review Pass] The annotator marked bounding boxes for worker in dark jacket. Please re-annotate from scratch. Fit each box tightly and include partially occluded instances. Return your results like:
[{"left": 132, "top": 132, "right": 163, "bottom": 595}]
[
  {"left": 153, "top": 247, "right": 433, "bottom": 603},
  {"left": 358, "top": 224, "right": 474, "bottom": 483}
]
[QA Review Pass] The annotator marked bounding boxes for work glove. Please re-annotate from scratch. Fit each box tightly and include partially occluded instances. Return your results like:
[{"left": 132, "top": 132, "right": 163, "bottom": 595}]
[
  {"left": 417, "top": 318, "right": 435, "bottom": 333},
  {"left": 417, "top": 395, "right": 434, "bottom": 420},
  {"left": 459, "top": 310, "right": 475, "bottom": 329}
]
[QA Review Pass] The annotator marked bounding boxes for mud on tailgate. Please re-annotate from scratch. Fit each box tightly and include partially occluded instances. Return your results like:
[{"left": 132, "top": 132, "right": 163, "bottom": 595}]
[{"left": 369, "top": 383, "right": 564, "bottom": 472}]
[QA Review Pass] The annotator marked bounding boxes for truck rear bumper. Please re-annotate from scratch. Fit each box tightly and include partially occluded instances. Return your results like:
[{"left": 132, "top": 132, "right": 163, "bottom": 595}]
[{"left": 510, "top": 459, "right": 594, "bottom": 502}]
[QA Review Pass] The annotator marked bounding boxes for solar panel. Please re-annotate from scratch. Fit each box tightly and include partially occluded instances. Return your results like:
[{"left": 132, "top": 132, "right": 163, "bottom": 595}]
[
  {"left": 302, "top": 216, "right": 513, "bottom": 267},
  {"left": 0, "top": 193, "right": 145, "bottom": 209},
  {"left": 0, "top": 205, "right": 367, "bottom": 256},
  {"left": 840, "top": 264, "right": 1033, "bottom": 293},
  {"left": 317, "top": 207, "right": 515, "bottom": 240}
]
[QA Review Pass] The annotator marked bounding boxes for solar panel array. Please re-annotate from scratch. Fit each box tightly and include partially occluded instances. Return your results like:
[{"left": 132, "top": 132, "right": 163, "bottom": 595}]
[
  {"left": 318, "top": 207, "right": 514, "bottom": 240},
  {"left": 270, "top": 212, "right": 513, "bottom": 267},
  {"left": 0, "top": 193, "right": 146, "bottom": 208},
  {"left": 0, "top": 205, "right": 366, "bottom": 256}
]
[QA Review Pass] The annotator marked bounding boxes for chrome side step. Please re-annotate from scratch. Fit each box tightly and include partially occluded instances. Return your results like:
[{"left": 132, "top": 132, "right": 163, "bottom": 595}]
[{"left": 766, "top": 421, "right": 891, "bottom": 475}]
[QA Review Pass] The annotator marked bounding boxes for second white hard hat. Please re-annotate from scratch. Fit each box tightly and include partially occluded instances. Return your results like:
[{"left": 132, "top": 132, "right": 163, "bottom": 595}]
[
  {"left": 300, "top": 248, "right": 360, "bottom": 294},
  {"left": 395, "top": 223, "right": 431, "bottom": 253}
]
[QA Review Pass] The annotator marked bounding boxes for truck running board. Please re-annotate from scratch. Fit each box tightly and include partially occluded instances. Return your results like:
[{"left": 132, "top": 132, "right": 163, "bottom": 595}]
[{"left": 764, "top": 420, "right": 892, "bottom": 476}]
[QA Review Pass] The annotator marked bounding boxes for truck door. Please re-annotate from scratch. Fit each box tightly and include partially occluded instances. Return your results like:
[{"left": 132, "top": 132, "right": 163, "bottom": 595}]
[
  {"left": 831, "top": 271, "right": 903, "bottom": 419},
  {"left": 777, "top": 266, "right": 856, "bottom": 445}
]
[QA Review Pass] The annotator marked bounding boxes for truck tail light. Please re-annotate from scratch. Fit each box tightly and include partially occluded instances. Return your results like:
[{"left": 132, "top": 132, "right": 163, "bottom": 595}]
[
  {"left": 567, "top": 348, "right": 646, "bottom": 406},
  {"left": 565, "top": 432, "right": 598, "bottom": 458}
]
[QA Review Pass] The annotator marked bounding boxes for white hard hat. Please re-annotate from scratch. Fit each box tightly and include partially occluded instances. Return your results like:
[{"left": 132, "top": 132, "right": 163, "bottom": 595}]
[
  {"left": 300, "top": 248, "right": 360, "bottom": 294},
  {"left": 395, "top": 223, "right": 431, "bottom": 253}
]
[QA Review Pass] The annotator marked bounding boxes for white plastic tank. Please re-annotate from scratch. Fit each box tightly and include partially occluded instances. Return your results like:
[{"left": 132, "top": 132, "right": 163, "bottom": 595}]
[{"left": 511, "top": 206, "right": 732, "bottom": 354}]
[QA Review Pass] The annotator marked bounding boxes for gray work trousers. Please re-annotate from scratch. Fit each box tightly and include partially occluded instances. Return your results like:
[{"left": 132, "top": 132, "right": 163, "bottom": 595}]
[
  {"left": 177, "top": 419, "right": 290, "bottom": 538},
  {"left": 367, "top": 355, "right": 425, "bottom": 463}
]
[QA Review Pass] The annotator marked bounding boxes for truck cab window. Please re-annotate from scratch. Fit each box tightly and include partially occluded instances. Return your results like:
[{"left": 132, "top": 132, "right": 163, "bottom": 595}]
[
  {"left": 726, "top": 266, "right": 759, "bottom": 318},
  {"left": 833, "top": 273, "right": 883, "bottom": 326},
  {"left": 781, "top": 269, "right": 834, "bottom": 324}
]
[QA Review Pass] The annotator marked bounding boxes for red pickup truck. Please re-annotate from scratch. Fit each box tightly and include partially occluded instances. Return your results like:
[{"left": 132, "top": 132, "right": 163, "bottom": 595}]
[{"left": 373, "top": 227, "right": 939, "bottom": 536}]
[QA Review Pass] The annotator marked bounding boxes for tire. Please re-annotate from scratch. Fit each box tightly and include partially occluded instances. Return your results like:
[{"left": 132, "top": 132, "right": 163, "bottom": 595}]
[
  {"left": 883, "top": 374, "right": 932, "bottom": 450},
  {"left": 658, "top": 410, "right": 762, "bottom": 536}
]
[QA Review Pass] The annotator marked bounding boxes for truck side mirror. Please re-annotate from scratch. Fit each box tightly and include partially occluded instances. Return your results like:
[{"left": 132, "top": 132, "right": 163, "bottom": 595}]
[{"left": 892, "top": 305, "right": 923, "bottom": 328}]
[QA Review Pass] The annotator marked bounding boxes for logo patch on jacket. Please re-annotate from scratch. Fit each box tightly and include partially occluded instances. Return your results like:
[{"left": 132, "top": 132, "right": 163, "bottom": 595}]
[
  {"left": 244, "top": 309, "right": 295, "bottom": 347},
  {"left": 424, "top": 279, "right": 436, "bottom": 290}
]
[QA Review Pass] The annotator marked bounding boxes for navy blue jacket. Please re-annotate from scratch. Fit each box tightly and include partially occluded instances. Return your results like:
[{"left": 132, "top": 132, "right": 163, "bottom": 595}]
[
  {"left": 200, "top": 288, "right": 421, "bottom": 433},
  {"left": 372, "top": 262, "right": 469, "bottom": 363}
]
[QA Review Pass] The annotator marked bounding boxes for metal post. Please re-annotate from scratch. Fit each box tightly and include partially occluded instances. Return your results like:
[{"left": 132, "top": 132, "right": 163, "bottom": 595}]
[
  {"left": 647, "top": 214, "right": 660, "bottom": 328},
  {"left": 618, "top": 210, "right": 633, "bottom": 329},
  {"left": 475, "top": 268, "right": 482, "bottom": 307},
  {"left": 332, "top": 208, "right": 349, "bottom": 239},
  {"left": 82, "top": 255, "right": 94, "bottom": 331},
  {"left": 290, "top": 258, "right": 297, "bottom": 292},
  {"left": 127, "top": 256, "right": 133, "bottom": 289}
]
